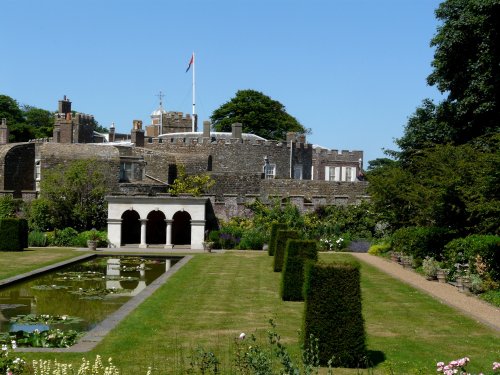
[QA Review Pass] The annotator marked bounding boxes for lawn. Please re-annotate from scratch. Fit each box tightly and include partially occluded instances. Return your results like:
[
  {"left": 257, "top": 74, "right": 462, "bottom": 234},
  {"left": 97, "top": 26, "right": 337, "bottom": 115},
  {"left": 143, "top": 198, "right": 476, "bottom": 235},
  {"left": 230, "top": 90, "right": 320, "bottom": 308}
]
[{"left": 4, "top": 250, "right": 499, "bottom": 374}]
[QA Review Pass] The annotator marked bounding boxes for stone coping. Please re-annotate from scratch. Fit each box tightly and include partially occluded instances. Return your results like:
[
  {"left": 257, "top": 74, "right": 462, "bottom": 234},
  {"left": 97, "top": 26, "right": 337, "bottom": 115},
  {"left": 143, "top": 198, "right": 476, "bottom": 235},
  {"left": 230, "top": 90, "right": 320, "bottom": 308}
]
[{"left": 7, "top": 254, "right": 193, "bottom": 352}]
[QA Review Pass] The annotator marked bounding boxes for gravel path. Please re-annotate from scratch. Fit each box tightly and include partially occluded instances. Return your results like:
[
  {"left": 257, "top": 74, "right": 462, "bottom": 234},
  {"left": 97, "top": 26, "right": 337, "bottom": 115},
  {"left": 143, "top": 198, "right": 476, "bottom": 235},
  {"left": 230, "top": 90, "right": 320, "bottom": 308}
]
[{"left": 350, "top": 253, "right": 500, "bottom": 332}]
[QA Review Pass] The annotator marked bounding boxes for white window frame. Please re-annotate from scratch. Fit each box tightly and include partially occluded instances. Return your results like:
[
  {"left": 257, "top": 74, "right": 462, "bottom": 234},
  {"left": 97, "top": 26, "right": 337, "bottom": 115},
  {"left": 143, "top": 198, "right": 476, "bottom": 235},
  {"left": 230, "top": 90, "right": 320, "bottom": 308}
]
[{"left": 264, "top": 163, "right": 276, "bottom": 179}]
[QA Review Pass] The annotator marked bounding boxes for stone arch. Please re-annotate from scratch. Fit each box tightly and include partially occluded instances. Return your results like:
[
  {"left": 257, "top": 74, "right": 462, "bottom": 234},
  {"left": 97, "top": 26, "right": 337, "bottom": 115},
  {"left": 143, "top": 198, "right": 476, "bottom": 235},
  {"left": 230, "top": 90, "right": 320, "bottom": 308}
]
[
  {"left": 146, "top": 210, "right": 166, "bottom": 245},
  {"left": 172, "top": 210, "right": 191, "bottom": 245},
  {"left": 121, "top": 210, "right": 140, "bottom": 245}
]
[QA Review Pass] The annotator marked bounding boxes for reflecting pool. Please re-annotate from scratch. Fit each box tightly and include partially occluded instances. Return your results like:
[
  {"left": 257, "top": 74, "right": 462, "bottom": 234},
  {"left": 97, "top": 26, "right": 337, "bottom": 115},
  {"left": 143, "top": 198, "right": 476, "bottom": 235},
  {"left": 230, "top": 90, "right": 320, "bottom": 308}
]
[{"left": 0, "top": 256, "right": 179, "bottom": 335}]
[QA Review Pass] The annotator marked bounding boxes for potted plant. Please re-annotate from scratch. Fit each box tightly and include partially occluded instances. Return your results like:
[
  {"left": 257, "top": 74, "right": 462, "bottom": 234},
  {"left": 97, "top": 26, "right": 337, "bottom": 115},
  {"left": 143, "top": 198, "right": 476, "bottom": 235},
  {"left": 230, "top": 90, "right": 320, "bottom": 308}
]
[
  {"left": 87, "top": 229, "right": 99, "bottom": 251},
  {"left": 436, "top": 268, "right": 448, "bottom": 283},
  {"left": 422, "top": 256, "right": 440, "bottom": 280}
]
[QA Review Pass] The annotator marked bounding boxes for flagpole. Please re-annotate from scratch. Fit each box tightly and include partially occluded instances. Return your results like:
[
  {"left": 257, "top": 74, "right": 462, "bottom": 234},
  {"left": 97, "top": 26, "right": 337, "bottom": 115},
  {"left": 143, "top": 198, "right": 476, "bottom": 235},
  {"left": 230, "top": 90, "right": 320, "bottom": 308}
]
[{"left": 192, "top": 52, "right": 196, "bottom": 132}]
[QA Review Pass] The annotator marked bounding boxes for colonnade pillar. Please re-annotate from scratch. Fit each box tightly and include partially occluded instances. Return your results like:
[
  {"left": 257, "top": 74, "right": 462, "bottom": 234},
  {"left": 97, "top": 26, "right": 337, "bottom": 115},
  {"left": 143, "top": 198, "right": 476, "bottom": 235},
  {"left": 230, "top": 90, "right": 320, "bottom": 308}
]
[
  {"left": 164, "top": 219, "right": 173, "bottom": 249},
  {"left": 139, "top": 219, "right": 148, "bottom": 248}
]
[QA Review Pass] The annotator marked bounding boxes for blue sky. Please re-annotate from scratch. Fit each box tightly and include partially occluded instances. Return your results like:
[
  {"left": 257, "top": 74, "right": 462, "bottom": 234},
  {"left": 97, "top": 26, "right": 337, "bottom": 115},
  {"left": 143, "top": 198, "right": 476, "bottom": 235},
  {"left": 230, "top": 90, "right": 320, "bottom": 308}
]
[{"left": 1, "top": 0, "right": 444, "bottom": 165}]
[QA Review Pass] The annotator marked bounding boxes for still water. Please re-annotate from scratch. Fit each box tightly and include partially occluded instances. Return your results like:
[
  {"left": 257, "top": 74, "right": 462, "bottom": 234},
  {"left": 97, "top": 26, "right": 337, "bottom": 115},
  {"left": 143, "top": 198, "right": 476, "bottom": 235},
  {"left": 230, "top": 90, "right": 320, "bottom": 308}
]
[{"left": 0, "top": 256, "right": 178, "bottom": 334}]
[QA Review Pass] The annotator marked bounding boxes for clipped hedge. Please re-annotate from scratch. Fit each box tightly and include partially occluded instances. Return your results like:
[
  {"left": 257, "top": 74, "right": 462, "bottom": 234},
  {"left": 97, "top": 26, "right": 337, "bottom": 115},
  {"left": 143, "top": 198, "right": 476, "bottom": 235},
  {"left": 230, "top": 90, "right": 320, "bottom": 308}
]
[
  {"left": 0, "top": 218, "right": 28, "bottom": 251},
  {"left": 268, "top": 222, "right": 287, "bottom": 256},
  {"left": 391, "top": 226, "right": 454, "bottom": 263},
  {"left": 273, "top": 230, "right": 299, "bottom": 272},
  {"left": 303, "top": 260, "right": 366, "bottom": 367},
  {"left": 280, "top": 240, "right": 318, "bottom": 301},
  {"left": 443, "top": 234, "right": 500, "bottom": 282}
]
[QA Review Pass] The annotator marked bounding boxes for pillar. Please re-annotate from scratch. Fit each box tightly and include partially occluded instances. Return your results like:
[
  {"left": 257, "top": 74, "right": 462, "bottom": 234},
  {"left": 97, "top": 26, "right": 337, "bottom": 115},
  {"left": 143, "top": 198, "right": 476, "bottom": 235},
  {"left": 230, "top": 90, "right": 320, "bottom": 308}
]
[
  {"left": 190, "top": 219, "right": 206, "bottom": 250},
  {"left": 139, "top": 219, "right": 148, "bottom": 248},
  {"left": 107, "top": 218, "right": 122, "bottom": 247},
  {"left": 164, "top": 219, "right": 173, "bottom": 249}
]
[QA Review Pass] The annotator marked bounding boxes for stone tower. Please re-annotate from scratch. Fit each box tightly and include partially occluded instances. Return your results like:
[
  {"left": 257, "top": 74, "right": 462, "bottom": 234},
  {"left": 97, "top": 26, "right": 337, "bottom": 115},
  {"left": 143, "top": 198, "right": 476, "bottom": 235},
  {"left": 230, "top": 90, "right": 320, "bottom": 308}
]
[{"left": 0, "top": 118, "right": 9, "bottom": 145}]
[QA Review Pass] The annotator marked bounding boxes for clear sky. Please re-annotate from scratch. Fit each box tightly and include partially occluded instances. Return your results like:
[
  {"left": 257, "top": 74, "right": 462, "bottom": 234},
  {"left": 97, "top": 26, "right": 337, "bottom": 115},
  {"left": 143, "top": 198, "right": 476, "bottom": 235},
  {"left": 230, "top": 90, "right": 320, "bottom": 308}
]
[{"left": 1, "top": 0, "right": 444, "bottom": 166}]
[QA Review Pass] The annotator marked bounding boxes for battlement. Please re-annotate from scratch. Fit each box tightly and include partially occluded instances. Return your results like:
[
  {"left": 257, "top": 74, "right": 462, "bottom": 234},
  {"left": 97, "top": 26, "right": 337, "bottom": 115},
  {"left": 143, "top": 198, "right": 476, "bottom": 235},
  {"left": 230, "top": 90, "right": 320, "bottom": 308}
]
[
  {"left": 313, "top": 147, "right": 363, "bottom": 157},
  {"left": 164, "top": 112, "right": 192, "bottom": 120},
  {"left": 54, "top": 112, "right": 94, "bottom": 125},
  {"left": 145, "top": 135, "right": 314, "bottom": 150}
]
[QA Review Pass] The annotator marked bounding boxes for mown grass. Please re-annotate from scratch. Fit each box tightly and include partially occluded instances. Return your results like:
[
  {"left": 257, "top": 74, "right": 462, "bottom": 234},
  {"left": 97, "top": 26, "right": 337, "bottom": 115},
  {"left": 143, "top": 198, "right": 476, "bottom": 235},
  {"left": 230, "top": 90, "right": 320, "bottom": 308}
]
[
  {"left": 0, "top": 247, "right": 83, "bottom": 280},
  {"left": 6, "top": 250, "right": 500, "bottom": 374}
]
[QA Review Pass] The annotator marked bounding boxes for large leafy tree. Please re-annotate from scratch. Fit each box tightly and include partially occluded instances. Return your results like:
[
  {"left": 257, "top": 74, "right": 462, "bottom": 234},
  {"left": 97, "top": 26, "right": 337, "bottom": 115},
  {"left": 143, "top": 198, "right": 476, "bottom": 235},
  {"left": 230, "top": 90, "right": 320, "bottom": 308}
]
[
  {"left": 428, "top": 0, "right": 500, "bottom": 143},
  {"left": 40, "top": 159, "right": 112, "bottom": 231},
  {"left": 211, "top": 89, "right": 307, "bottom": 140},
  {"left": 23, "top": 105, "right": 55, "bottom": 139},
  {"left": 369, "top": 0, "right": 500, "bottom": 236},
  {"left": 394, "top": 0, "right": 500, "bottom": 161}
]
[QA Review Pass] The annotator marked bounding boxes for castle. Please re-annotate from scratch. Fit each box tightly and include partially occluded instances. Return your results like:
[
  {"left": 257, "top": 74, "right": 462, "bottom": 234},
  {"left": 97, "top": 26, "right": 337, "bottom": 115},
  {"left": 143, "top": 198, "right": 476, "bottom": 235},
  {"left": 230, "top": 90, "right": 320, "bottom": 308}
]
[{"left": 0, "top": 97, "right": 368, "bottom": 248}]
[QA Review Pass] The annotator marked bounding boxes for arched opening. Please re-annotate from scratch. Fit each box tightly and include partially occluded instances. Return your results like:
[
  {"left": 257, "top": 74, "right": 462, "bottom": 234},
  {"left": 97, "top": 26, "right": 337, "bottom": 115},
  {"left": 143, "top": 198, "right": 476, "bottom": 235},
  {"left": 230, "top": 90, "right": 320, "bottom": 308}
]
[
  {"left": 121, "top": 210, "right": 140, "bottom": 245},
  {"left": 146, "top": 210, "right": 166, "bottom": 245},
  {"left": 172, "top": 211, "right": 191, "bottom": 245}
]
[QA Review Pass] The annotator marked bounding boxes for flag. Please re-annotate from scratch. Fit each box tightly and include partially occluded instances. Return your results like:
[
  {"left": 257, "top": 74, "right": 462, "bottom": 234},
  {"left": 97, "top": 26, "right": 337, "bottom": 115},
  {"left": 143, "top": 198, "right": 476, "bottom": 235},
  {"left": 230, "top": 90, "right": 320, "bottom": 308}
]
[{"left": 185, "top": 53, "right": 194, "bottom": 72}]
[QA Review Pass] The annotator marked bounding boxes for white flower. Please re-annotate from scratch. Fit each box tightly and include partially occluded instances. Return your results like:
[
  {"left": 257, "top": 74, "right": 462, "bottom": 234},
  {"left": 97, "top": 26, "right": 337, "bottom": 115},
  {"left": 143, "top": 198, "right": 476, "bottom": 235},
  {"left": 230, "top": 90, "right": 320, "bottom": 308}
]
[{"left": 239, "top": 332, "right": 246, "bottom": 340}]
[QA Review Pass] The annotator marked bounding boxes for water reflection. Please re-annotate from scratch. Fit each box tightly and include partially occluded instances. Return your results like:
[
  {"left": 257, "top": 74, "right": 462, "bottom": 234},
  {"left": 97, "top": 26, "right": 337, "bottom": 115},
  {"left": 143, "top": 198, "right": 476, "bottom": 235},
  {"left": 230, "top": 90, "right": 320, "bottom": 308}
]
[{"left": 0, "top": 256, "right": 177, "bottom": 334}]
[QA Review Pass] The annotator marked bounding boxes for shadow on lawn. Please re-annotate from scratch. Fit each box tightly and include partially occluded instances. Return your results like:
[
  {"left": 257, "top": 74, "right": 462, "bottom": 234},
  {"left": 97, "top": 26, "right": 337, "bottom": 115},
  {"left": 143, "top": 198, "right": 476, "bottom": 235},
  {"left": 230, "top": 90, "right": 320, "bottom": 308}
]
[{"left": 366, "top": 350, "right": 386, "bottom": 367}]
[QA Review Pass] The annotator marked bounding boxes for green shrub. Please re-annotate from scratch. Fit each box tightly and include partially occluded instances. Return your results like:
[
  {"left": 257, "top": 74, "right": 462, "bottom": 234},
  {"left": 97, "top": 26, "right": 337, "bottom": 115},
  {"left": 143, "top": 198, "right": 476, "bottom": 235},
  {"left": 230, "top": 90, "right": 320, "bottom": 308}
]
[
  {"left": 268, "top": 222, "right": 287, "bottom": 256},
  {"left": 303, "top": 260, "right": 367, "bottom": 367},
  {"left": 280, "top": 240, "right": 318, "bottom": 301},
  {"left": 219, "top": 225, "right": 244, "bottom": 249},
  {"left": 26, "top": 198, "right": 53, "bottom": 231},
  {"left": 0, "top": 218, "right": 28, "bottom": 251},
  {"left": 238, "top": 228, "right": 266, "bottom": 250},
  {"left": 28, "top": 230, "right": 47, "bottom": 247},
  {"left": 53, "top": 227, "right": 79, "bottom": 247},
  {"left": 443, "top": 235, "right": 500, "bottom": 282},
  {"left": 367, "top": 243, "right": 391, "bottom": 256},
  {"left": 273, "top": 230, "right": 299, "bottom": 272},
  {"left": 391, "top": 226, "right": 454, "bottom": 263},
  {"left": 208, "top": 230, "right": 221, "bottom": 249},
  {"left": 73, "top": 230, "right": 108, "bottom": 247},
  {"left": 0, "top": 195, "right": 21, "bottom": 219}
]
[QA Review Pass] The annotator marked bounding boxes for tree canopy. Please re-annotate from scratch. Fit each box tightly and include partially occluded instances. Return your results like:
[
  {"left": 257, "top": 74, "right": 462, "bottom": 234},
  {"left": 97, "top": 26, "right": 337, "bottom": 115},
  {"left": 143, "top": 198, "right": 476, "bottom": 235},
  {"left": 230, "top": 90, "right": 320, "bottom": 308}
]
[
  {"left": 0, "top": 94, "right": 107, "bottom": 141},
  {"left": 39, "top": 159, "right": 112, "bottom": 230},
  {"left": 368, "top": 0, "right": 500, "bottom": 236},
  {"left": 210, "top": 89, "right": 308, "bottom": 140}
]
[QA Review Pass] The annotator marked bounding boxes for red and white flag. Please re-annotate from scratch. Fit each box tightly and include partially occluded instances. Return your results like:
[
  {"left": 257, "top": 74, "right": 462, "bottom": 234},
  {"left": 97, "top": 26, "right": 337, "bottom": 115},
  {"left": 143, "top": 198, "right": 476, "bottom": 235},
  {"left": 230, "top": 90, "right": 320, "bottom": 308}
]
[{"left": 185, "top": 53, "right": 194, "bottom": 72}]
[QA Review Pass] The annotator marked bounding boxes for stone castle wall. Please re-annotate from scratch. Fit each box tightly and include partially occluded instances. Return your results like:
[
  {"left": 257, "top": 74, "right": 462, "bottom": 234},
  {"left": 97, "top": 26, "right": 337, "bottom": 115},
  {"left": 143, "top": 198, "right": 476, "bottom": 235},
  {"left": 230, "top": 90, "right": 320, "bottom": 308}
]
[
  {"left": 143, "top": 138, "right": 313, "bottom": 178},
  {"left": 0, "top": 143, "right": 35, "bottom": 197}
]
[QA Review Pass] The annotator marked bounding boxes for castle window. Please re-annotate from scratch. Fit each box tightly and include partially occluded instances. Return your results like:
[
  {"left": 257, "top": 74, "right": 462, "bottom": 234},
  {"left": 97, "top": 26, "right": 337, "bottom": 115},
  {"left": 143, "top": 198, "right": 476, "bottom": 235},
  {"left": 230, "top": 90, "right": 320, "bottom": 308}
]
[
  {"left": 325, "top": 166, "right": 340, "bottom": 181},
  {"left": 293, "top": 164, "right": 303, "bottom": 180},
  {"left": 264, "top": 164, "right": 276, "bottom": 179},
  {"left": 207, "top": 155, "right": 213, "bottom": 171},
  {"left": 120, "top": 162, "right": 133, "bottom": 182},
  {"left": 35, "top": 160, "right": 41, "bottom": 192},
  {"left": 342, "top": 167, "right": 356, "bottom": 182}
]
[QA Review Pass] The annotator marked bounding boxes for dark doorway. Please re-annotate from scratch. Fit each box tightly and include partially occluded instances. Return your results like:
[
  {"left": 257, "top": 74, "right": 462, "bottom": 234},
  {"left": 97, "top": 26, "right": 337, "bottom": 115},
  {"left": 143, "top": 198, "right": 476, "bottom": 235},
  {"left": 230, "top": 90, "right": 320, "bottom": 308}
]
[
  {"left": 121, "top": 210, "right": 140, "bottom": 245},
  {"left": 172, "top": 211, "right": 191, "bottom": 245},
  {"left": 146, "top": 210, "right": 166, "bottom": 245}
]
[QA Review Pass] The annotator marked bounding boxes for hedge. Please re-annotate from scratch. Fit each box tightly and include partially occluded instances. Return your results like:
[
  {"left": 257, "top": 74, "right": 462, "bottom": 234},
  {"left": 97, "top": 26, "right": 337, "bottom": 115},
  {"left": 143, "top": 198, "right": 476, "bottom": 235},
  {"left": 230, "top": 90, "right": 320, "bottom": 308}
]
[
  {"left": 273, "top": 230, "right": 299, "bottom": 272},
  {"left": 268, "top": 222, "right": 287, "bottom": 256},
  {"left": 303, "top": 260, "right": 366, "bottom": 367},
  {"left": 0, "top": 218, "right": 28, "bottom": 251},
  {"left": 391, "top": 226, "right": 454, "bottom": 263},
  {"left": 280, "top": 240, "right": 318, "bottom": 301},
  {"left": 443, "top": 234, "right": 500, "bottom": 282}
]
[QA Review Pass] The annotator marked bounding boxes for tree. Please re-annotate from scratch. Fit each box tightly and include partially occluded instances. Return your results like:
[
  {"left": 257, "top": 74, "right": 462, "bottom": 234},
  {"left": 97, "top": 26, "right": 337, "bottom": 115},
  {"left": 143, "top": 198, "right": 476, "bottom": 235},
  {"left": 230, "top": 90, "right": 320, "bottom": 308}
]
[
  {"left": 40, "top": 159, "right": 112, "bottom": 230},
  {"left": 0, "top": 95, "right": 24, "bottom": 125},
  {"left": 168, "top": 165, "right": 214, "bottom": 196},
  {"left": 211, "top": 89, "right": 308, "bottom": 140},
  {"left": 22, "top": 105, "right": 55, "bottom": 139},
  {"left": 427, "top": 0, "right": 500, "bottom": 143}
]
